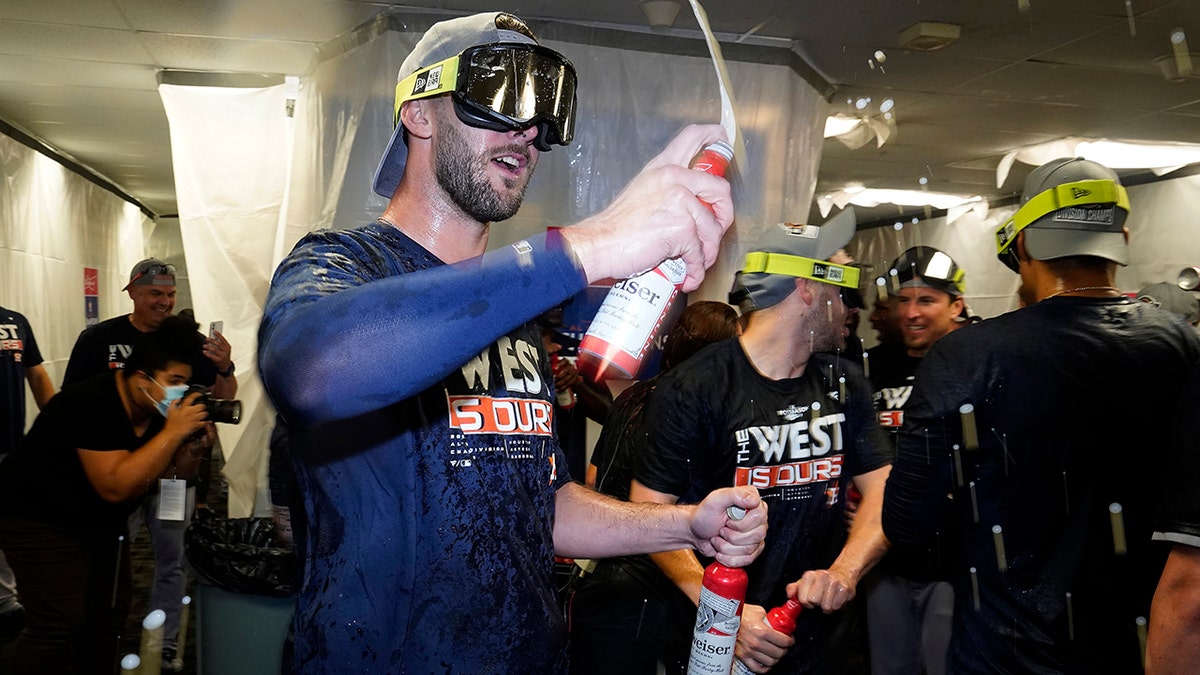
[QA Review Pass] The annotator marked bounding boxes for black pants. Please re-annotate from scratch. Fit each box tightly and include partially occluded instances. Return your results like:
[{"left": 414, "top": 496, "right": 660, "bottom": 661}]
[
  {"left": 0, "top": 517, "right": 130, "bottom": 675},
  {"left": 568, "top": 557, "right": 695, "bottom": 675}
]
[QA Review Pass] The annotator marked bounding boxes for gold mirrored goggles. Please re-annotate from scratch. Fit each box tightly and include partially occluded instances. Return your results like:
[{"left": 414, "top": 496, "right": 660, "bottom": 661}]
[{"left": 394, "top": 43, "right": 577, "bottom": 150}]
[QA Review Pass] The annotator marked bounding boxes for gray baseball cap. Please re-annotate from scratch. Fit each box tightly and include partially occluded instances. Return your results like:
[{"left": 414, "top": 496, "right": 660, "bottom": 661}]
[
  {"left": 1018, "top": 157, "right": 1130, "bottom": 265},
  {"left": 729, "top": 208, "right": 857, "bottom": 312},
  {"left": 123, "top": 258, "right": 176, "bottom": 291}
]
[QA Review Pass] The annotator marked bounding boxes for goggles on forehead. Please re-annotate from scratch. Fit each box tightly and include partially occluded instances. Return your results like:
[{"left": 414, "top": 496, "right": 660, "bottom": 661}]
[
  {"left": 895, "top": 249, "right": 965, "bottom": 295},
  {"left": 741, "top": 251, "right": 862, "bottom": 290},
  {"left": 995, "top": 178, "right": 1130, "bottom": 272},
  {"left": 395, "top": 43, "right": 578, "bottom": 152}
]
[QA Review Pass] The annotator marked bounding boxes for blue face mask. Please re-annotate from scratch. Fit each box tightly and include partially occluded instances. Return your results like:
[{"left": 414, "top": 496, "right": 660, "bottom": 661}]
[{"left": 144, "top": 375, "right": 188, "bottom": 418}]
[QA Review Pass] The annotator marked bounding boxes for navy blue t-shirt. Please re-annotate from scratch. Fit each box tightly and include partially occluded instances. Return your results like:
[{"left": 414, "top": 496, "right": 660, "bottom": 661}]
[{"left": 259, "top": 221, "right": 584, "bottom": 673}]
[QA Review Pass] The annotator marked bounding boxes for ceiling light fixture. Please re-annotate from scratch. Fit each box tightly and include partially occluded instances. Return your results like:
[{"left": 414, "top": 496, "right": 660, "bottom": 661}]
[
  {"left": 899, "top": 21, "right": 961, "bottom": 52},
  {"left": 640, "top": 0, "right": 683, "bottom": 30},
  {"left": 817, "top": 188, "right": 986, "bottom": 225},
  {"left": 824, "top": 114, "right": 864, "bottom": 138},
  {"left": 823, "top": 99, "right": 898, "bottom": 150},
  {"left": 997, "top": 138, "right": 1200, "bottom": 187}
]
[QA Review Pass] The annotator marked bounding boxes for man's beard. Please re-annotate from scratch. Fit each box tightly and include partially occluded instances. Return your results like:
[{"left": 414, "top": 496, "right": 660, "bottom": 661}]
[
  {"left": 808, "top": 290, "right": 847, "bottom": 354},
  {"left": 434, "top": 120, "right": 531, "bottom": 223}
]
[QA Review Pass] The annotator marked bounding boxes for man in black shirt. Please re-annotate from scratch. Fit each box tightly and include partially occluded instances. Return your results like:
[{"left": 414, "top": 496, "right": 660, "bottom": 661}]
[
  {"left": 632, "top": 211, "right": 893, "bottom": 674},
  {"left": 882, "top": 158, "right": 1200, "bottom": 673},
  {"left": 864, "top": 246, "right": 966, "bottom": 675}
]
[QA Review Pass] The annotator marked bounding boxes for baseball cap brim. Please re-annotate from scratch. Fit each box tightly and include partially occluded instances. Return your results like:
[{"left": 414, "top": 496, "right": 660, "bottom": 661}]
[
  {"left": 1024, "top": 226, "right": 1129, "bottom": 265},
  {"left": 373, "top": 128, "right": 409, "bottom": 199}
]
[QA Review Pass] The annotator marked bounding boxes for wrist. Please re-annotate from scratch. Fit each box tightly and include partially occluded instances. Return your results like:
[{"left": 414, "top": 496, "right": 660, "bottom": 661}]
[
  {"left": 558, "top": 224, "right": 600, "bottom": 284},
  {"left": 217, "top": 362, "right": 235, "bottom": 377}
]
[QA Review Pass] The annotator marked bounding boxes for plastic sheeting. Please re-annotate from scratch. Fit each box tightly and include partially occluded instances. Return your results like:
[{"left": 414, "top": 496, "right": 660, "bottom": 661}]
[
  {"left": 0, "top": 133, "right": 149, "bottom": 427},
  {"left": 294, "top": 16, "right": 830, "bottom": 300},
  {"left": 160, "top": 83, "right": 292, "bottom": 518}
]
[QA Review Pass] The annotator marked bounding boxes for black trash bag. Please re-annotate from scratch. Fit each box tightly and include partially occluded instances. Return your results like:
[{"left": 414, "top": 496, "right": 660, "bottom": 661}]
[{"left": 185, "top": 508, "right": 298, "bottom": 597}]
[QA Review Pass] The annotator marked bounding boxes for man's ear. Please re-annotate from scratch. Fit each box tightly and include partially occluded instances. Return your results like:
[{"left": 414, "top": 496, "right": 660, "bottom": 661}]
[
  {"left": 399, "top": 99, "right": 434, "bottom": 141},
  {"left": 795, "top": 277, "right": 815, "bottom": 306},
  {"left": 1015, "top": 231, "right": 1031, "bottom": 266}
]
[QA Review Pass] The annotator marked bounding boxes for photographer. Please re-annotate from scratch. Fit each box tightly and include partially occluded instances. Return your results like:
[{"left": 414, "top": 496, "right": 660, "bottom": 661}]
[{"left": 0, "top": 316, "right": 211, "bottom": 674}]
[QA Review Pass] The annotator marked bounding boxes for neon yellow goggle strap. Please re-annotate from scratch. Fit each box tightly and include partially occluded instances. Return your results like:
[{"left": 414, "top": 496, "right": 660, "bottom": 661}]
[
  {"left": 741, "top": 252, "right": 861, "bottom": 289},
  {"left": 394, "top": 53, "right": 462, "bottom": 126},
  {"left": 995, "top": 178, "right": 1130, "bottom": 254}
]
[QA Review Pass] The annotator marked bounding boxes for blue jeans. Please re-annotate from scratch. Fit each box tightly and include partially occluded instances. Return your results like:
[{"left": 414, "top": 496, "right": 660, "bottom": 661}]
[{"left": 129, "top": 485, "right": 196, "bottom": 651}]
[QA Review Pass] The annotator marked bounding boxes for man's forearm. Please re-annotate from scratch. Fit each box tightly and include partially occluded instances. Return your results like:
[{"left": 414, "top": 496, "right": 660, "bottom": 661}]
[
  {"left": 831, "top": 467, "right": 892, "bottom": 585},
  {"left": 1148, "top": 545, "right": 1200, "bottom": 674},
  {"left": 26, "top": 364, "right": 55, "bottom": 409},
  {"left": 648, "top": 548, "right": 705, "bottom": 605},
  {"left": 553, "top": 482, "right": 695, "bottom": 559},
  {"left": 211, "top": 373, "right": 237, "bottom": 399}
]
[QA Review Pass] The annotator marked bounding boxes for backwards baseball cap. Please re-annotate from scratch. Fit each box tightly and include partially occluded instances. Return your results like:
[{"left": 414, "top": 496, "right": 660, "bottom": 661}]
[
  {"left": 995, "top": 157, "right": 1130, "bottom": 273},
  {"left": 891, "top": 246, "right": 965, "bottom": 297},
  {"left": 1137, "top": 281, "right": 1200, "bottom": 325},
  {"left": 729, "top": 208, "right": 859, "bottom": 312},
  {"left": 372, "top": 12, "right": 578, "bottom": 198},
  {"left": 123, "top": 258, "right": 176, "bottom": 292}
]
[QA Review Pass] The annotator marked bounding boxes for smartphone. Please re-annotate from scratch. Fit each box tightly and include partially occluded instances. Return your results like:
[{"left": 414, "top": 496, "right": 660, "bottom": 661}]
[{"left": 209, "top": 321, "right": 223, "bottom": 339}]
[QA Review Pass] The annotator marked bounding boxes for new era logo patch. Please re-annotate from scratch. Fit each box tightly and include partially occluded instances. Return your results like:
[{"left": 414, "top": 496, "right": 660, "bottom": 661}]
[
  {"left": 812, "top": 263, "right": 845, "bottom": 283},
  {"left": 411, "top": 65, "right": 444, "bottom": 95}
]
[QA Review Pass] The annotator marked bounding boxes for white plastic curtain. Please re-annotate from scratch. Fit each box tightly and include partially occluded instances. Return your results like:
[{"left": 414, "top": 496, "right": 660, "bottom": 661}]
[
  {"left": 159, "top": 83, "right": 292, "bottom": 517},
  {"left": 0, "top": 133, "right": 148, "bottom": 420}
]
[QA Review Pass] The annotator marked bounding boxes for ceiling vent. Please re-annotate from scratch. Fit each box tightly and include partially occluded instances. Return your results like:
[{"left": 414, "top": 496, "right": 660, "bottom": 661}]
[{"left": 899, "top": 22, "right": 961, "bottom": 52}]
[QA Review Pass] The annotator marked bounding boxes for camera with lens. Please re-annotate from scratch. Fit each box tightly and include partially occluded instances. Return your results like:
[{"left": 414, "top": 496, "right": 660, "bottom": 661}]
[{"left": 185, "top": 384, "right": 242, "bottom": 425}]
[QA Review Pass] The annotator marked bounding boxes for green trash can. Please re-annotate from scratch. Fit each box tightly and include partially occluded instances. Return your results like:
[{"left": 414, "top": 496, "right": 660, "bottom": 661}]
[
  {"left": 185, "top": 511, "right": 299, "bottom": 674},
  {"left": 196, "top": 581, "right": 295, "bottom": 675}
]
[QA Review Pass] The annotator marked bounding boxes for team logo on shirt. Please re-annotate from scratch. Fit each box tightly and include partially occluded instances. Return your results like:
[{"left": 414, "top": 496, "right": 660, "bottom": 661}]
[
  {"left": 0, "top": 324, "right": 24, "bottom": 353},
  {"left": 777, "top": 404, "right": 808, "bottom": 421},
  {"left": 447, "top": 335, "right": 554, "bottom": 437},
  {"left": 448, "top": 395, "right": 554, "bottom": 436},
  {"left": 734, "top": 412, "right": 847, "bottom": 489}
]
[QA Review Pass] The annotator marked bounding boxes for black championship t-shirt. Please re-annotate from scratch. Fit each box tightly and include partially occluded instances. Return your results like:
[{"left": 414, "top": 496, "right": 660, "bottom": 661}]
[
  {"left": 636, "top": 338, "right": 891, "bottom": 672},
  {"left": 1, "top": 306, "right": 44, "bottom": 454},
  {"left": 867, "top": 343, "right": 922, "bottom": 446},
  {"left": 0, "top": 373, "right": 161, "bottom": 535},
  {"left": 868, "top": 343, "right": 952, "bottom": 580},
  {"left": 63, "top": 314, "right": 216, "bottom": 388}
]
